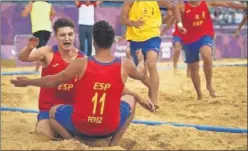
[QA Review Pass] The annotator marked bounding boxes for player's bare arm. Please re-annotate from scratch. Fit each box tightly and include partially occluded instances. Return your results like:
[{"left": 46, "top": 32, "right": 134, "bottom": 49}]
[
  {"left": 120, "top": 2, "right": 133, "bottom": 26},
  {"left": 10, "top": 59, "right": 84, "bottom": 88},
  {"left": 174, "top": 3, "right": 187, "bottom": 34},
  {"left": 50, "top": 6, "right": 56, "bottom": 20},
  {"left": 21, "top": 1, "right": 32, "bottom": 17},
  {"left": 161, "top": 11, "right": 175, "bottom": 36},
  {"left": 120, "top": 2, "right": 144, "bottom": 28},
  {"left": 208, "top": 1, "right": 247, "bottom": 10},
  {"left": 18, "top": 37, "right": 49, "bottom": 63}
]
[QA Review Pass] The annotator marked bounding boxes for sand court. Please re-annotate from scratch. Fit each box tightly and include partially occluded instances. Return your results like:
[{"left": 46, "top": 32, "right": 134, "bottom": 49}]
[{"left": 1, "top": 59, "right": 247, "bottom": 150}]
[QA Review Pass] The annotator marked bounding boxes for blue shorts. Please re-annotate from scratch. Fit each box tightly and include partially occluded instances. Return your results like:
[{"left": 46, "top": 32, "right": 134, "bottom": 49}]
[
  {"left": 129, "top": 37, "right": 161, "bottom": 66},
  {"left": 173, "top": 36, "right": 183, "bottom": 46},
  {"left": 183, "top": 36, "right": 213, "bottom": 63},
  {"left": 54, "top": 101, "right": 131, "bottom": 138},
  {"left": 37, "top": 111, "right": 49, "bottom": 121}
]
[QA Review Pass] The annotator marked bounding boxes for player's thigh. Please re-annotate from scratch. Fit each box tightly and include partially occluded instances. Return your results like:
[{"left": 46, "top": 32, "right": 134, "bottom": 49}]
[
  {"left": 183, "top": 41, "right": 202, "bottom": 64},
  {"left": 144, "top": 37, "right": 161, "bottom": 67},
  {"left": 50, "top": 104, "right": 77, "bottom": 135},
  {"left": 199, "top": 36, "right": 213, "bottom": 61}
]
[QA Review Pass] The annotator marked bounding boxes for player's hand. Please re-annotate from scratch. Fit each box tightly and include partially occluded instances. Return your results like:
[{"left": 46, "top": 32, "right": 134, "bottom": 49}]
[
  {"left": 139, "top": 100, "right": 156, "bottom": 113},
  {"left": 179, "top": 27, "right": 187, "bottom": 34},
  {"left": 10, "top": 76, "right": 30, "bottom": 87},
  {"left": 125, "top": 47, "right": 132, "bottom": 60},
  {"left": 136, "top": 49, "right": 144, "bottom": 62},
  {"left": 27, "top": 36, "right": 39, "bottom": 50},
  {"left": 131, "top": 18, "right": 144, "bottom": 28}
]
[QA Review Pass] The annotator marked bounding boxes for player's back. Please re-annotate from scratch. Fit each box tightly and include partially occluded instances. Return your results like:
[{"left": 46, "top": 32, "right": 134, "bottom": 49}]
[
  {"left": 182, "top": 1, "right": 214, "bottom": 43},
  {"left": 72, "top": 56, "right": 124, "bottom": 136},
  {"left": 39, "top": 45, "right": 84, "bottom": 111}
]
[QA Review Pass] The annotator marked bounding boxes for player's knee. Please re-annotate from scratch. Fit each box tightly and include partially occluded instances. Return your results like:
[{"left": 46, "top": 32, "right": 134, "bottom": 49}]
[
  {"left": 49, "top": 104, "right": 62, "bottom": 118},
  {"left": 146, "top": 59, "right": 157, "bottom": 69},
  {"left": 188, "top": 62, "right": 199, "bottom": 72},
  {"left": 121, "top": 95, "right": 136, "bottom": 112},
  {"left": 35, "top": 119, "right": 55, "bottom": 139},
  {"left": 174, "top": 43, "right": 182, "bottom": 52}
]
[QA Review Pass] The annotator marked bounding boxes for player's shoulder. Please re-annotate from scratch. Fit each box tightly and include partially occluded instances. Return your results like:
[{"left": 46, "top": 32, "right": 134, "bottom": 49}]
[{"left": 74, "top": 56, "right": 88, "bottom": 65}]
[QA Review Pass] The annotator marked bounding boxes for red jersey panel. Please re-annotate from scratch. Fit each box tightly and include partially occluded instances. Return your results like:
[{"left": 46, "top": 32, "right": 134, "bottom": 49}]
[
  {"left": 72, "top": 56, "right": 124, "bottom": 136},
  {"left": 182, "top": 1, "right": 214, "bottom": 44},
  {"left": 38, "top": 45, "right": 84, "bottom": 111}
]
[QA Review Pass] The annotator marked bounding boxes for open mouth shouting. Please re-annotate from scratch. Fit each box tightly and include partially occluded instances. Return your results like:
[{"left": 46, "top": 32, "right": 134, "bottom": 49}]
[{"left": 63, "top": 41, "right": 72, "bottom": 47}]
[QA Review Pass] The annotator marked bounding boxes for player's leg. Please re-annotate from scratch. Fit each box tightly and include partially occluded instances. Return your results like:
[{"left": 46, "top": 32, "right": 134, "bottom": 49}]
[
  {"left": 144, "top": 37, "right": 161, "bottom": 107},
  {"left": 35, "top": 111, "right": 56, "bottom": 140},
  {"left": 184, "top": 42, "right": 202, "bottom": 100},
  {"left": 199, "top": 36, "right": 217, "bottom": 98},
  {"left": 129, "top": 41, "right": 156, "bottom": 107},
  {"left": 49, "top": 104, "right": 77, "bottom": 139},
  {"left": 86, "top": 25, "right": 93, "bottom": 56},
  {"left": 186, "top": 64, "right": 191, "bottom": 77},
  {"left": 79, "top": 25, "right": 86, "bottom": 54},
  {"left": 182, "top": 45, "right": 191, "bottom": 77},
  {"left": 109, "top": 95, "right": 136, "bottom": 146},
  {"left": 129, "top": 42, "right": 151, "bottom": 93},
  {"left": 172, "top": 36, "right": 183, "bottom": 73}
]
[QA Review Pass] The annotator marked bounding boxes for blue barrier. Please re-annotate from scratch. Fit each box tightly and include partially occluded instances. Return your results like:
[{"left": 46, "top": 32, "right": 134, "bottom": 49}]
[
  {"left": 1, "top": 63, "right": 247, "bottom": 76},
  {"left": 132, "top": 120, "right": 248, "bottom": 133},
  {"left": 1, "top": 106, "right": 247, "bottom": 134},
  {"left": 1, "top": 106, "right": 39, "bottom": 113}
]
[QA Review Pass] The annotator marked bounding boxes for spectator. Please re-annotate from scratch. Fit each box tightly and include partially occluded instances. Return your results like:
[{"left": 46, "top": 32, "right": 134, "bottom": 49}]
[
  {"left": 234, "top": 11, "right": 244, "bottom": 24},
  {"left": 74, "top": 0, "right": 101, "bottom": 56},
  {"left": 21, "top": 0, "right": 56, "bottom": 71}
]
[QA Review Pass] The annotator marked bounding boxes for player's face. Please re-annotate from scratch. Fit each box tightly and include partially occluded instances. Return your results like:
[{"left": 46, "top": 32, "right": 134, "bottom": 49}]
[{"left": 56, "top": 27, "right": 75, "bottom": 51}]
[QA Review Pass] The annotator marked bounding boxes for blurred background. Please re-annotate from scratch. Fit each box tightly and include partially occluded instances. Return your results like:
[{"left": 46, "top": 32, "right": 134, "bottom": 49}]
[{"left": 1, "top": 1, "right": 247, "bottom": 67}]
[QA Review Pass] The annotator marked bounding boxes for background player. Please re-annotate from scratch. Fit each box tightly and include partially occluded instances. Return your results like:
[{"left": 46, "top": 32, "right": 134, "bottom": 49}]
[
  {"left": 175, "top": 1, "right": 247, "bottom": 100},
  {"left": 21, "top": 0, "right": 56, "bottom": 71},
  {"left": 161, "top": 9, "right": 190, "bottom": 76},
  {"left": 234, "top": 1, "right": 248, "bottom": 38},
  {"left": 120, "top": 1, "right": 179, "bottom": 109}
]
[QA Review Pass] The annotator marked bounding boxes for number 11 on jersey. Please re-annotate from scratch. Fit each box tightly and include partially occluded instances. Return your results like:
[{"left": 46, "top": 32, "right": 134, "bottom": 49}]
[{"left": 92, "top": 92, "right": 106, "bottom": 115}]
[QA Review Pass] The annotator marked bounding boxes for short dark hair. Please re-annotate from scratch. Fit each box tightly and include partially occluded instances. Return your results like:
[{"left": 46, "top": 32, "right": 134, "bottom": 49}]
[
  {"left": 93, "top": 20, "right": 115, "bottom": 49},
  {"left": 53, "top": 17, "right": 75, "bottom": 34}
]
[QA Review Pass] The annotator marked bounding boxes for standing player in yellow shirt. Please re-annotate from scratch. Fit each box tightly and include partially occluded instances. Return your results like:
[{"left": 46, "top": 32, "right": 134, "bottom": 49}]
[
  {"left": 21, "top": 0, "right": 56, "bottom": 71},
  {"left": 120, "top": 1, "right": 182, "bottom": 109}
]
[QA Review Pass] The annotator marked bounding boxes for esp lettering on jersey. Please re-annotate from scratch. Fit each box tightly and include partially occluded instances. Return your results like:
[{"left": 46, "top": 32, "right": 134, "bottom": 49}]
[{"left": 87, "top": 82, "right": 111, "bottom": 124}]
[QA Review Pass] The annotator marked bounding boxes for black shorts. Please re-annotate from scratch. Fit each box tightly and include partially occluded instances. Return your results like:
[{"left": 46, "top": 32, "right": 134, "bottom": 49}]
[{"left": 33, "top": 30, "right": 51, "bottom": 48}]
